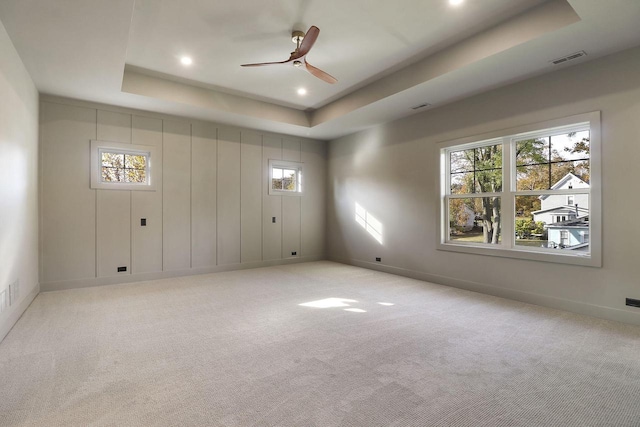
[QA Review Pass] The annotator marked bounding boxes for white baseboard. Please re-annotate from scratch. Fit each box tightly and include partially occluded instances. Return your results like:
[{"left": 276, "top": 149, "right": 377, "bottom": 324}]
[
  {"left": 0, "top": 283, "right": 40, "bottom": 344},
  {"left": 41, "top": 256, "right": 325, "bottom": 292},
  {"left": 331, "top": 257, "right": 640, "bottom": 326}
]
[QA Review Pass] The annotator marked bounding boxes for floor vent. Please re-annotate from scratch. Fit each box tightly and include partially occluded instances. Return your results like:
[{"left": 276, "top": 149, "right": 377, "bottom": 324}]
[{"left": 551, "top": 51, "right": 587, "bottom": 65}]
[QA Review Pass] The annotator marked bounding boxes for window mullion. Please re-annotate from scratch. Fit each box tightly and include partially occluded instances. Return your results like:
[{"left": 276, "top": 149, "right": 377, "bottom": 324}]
[
  {"left": 502, "top": 138, "right": 514, "bottom": 248},
  {"left": 514, "top": 188, "right": 590, "bottom": 197},
  {"left": 441, "top": 151, "right": 450, "bottom": 243},
  {"left": 448, "top": 192, "right": 502, "bottom": 199}
]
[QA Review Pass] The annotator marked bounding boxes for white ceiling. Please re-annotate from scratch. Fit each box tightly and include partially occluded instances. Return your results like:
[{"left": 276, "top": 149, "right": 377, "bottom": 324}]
[
  {"left": 1, "top": 0, "right": 639, "bottom": 140},
  {"left": 126, "top": 0, "right": 547, "bottom": 109}
]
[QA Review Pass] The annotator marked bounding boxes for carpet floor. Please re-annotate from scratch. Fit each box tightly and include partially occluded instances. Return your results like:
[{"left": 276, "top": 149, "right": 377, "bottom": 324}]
[{"left": 1, "top": 261, "right": 640, "bottom": 426}]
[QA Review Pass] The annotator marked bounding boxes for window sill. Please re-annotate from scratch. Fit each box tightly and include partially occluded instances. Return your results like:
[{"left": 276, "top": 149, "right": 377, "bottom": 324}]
[
  {"left": 268, "top": 190, "right": 303, "bottom": 197},
  {"left": 436, "top": 241, "right": 601, "bottom": 267}
]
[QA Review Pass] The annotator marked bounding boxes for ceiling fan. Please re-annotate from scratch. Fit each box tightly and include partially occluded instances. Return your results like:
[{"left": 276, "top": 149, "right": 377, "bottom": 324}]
[{"left": 241, "top": 26, "right": 337, "bottom": 84}]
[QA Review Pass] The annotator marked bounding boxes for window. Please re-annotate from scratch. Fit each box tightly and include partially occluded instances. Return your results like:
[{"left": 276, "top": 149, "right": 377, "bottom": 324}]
[
  {"left": 100, "top": 151, "right": 147, "bottom": 183},
  {"left": 272, "top": 167, "right": 298, "bottom": 191},
  {"left": 91, "top": 140, "right": 157, "bottom": 191},
  {"left": 439, "top": 112, "right": 601, "bottom": 267},
  {"left": 268, "top": 159, "right": 303, "bottom": 195}
]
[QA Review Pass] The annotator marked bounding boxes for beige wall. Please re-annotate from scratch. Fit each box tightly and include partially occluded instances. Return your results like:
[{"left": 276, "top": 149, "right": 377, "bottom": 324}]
[
  {"left": 0, "top": 20, "right": 39, "bottom": 341},
  {"left": 328, "top": 46, "right": 640, "bottom": 325},
  {"left": 40, "top": 99, "right": 326, "bottom": 291}
]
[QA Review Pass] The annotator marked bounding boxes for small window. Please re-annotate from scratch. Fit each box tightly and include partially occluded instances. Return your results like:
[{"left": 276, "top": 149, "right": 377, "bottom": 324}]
[
  {"left": 567, "top": 195, "right": 575, "bottom": 205},
  {"left": 100, "top": 150, "right": 148, "bottom": 183},
  {"left": 268, "top": 160, "right": 303, "bottom": 196},
  {"left": 272, "top": 167, "right": 298, "bottom": 191},
  {"left": 91, "top": 140, "right": 157, "bottom": 191}
]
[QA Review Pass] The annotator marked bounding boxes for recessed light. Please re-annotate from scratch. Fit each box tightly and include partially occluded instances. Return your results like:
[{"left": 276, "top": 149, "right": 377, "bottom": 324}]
[
  {"left": 180, "top": 56, "right": 193, "bottom": 66},
  {"left": 297, "top": 88, "right": 307, "bottom": 96},
  {"left": 449, "top": 0, "right": 464, "bottom": 6}
]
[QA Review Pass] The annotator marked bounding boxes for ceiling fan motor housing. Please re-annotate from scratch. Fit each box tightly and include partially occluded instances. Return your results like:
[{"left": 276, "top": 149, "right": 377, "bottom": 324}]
[{"left": 291, "top": 30, "right": 305, "bottom": 44}]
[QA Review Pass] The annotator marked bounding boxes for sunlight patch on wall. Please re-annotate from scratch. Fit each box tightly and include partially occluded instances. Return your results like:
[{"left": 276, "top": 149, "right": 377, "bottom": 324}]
[
  {"left": 344, "top": 308, "right": 367, "bottom": 313},
  {"left": 355, "top": 202, "right": 383, "bottom": 244}
]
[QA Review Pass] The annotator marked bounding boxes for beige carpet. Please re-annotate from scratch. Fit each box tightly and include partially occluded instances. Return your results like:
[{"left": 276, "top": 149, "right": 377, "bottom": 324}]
[{"left": 1, "top": 261, "right": 640, "bottom": 426}]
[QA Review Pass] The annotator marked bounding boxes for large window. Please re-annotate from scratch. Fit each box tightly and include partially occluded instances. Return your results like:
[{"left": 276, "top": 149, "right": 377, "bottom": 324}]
[
  {"left": 439, "top": 112, "right": 601, "bottom": 267},
  {"left": 91, "top": 140, "right": 157, "bottom": 191}
]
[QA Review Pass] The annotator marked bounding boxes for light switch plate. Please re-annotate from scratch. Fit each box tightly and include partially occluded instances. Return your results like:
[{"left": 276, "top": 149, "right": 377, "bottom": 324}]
[{"left": 0, "top": 289, "right": 6, "bottom": 314}]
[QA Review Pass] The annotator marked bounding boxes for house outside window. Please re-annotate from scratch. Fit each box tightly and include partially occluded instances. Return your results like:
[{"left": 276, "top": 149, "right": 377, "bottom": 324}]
[{"left": 438, "top": 112, "right": 601, "bottom": 267}]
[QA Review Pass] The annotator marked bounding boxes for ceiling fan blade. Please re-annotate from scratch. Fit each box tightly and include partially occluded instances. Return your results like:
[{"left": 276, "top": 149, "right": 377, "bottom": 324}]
[
  {"left": 297, "top": 26, "right": 320, "bottom": 57},
  {"left": 241, "top": 60, "right": 289, "bottom": 67},
  {"left": 304, "top": 60, "right": 337, "bottom": 84}
]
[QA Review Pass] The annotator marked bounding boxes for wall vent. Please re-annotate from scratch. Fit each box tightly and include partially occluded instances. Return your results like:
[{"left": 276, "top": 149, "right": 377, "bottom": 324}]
[
  {"left": 411, "top": 103, "right": 431, "bottom": 110},
  {"left": 551, "top": 51, "right": 587, "bottom": 65}
]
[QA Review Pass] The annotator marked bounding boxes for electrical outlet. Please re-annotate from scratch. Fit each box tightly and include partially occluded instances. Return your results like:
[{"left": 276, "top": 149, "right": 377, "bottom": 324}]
[
  {"left": 272, "top": 217, "right": 276, "bottom": 223},
  {"left": 141, "top": 218, "right": 147, "bottom": 226},
  {"left": 626, "top": 298, "right": 640, "bottom": 308},
  {"left": 291, "top": 251, "right": 297, "bottom": 256},
  {"left": 117, "top": 266, "right": 127, "bottom": 272},
  {"left": 375, "top": 257, "right": 382, "bottom": 262},
  {"left": 0, "top": 289, "right": 6, "bottom": 314},
  {"left": 9, "top": 279, "right": 19, "bottom": 306}
]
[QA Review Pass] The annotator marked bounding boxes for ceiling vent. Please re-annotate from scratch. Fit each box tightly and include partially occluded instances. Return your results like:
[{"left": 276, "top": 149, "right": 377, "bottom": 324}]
[
  {"left": 551, "top": 50, "right": 587, "bottom": 65},
  {"left": 411, "top": 103, "right": 432, "bottom": 110}
]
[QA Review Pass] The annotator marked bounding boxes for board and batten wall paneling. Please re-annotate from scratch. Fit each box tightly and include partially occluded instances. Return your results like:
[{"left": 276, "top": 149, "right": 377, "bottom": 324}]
[
  {"left": 96, "top": 110, "right": 132, "bottom": 277},
  {"left": 282, "top": 138, "right": 301, "bottom": 258},
  {"left": 131, "top": 115, "right": 163, "bottom": 274},
  {"left": 191, "top": 122, "right": 217, "bottom": 268},
  {"left": 163, "top": 120, "right": 192, "bottom": 271},
  {"left": 217, "top": 127, "right": 241, "bottom": 265},
  {"left": 240, "top": 131, "right": 263, "bottom": 263},
  {"left": 301, "top": 139, "right": 326, "bottom": 257},
  {"left": 263, "top": 135, "right": 283, "bottom": 261},
  {"left": 39, "top": 99, "right": 327, "bottom": 290},
  {"left": 40, "top": 102, "right": 97, "bottom": 282}
]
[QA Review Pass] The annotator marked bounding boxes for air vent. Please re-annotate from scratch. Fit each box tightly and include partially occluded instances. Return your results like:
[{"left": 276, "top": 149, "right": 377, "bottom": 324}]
[
  {"left": 551, "top": 51, "right": 587, "bottom": 65},
  {"left": 411, "top": 103, "right": 431, "bottom": 110}
]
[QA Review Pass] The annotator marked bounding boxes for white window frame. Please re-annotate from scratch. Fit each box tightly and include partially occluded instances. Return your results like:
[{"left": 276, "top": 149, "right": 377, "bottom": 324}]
[
  {"left": 91, "top": 140, "right": 157, "bottom": 191},
  {"left": 437, "top": 111, "right": 601, "bottom": 267},
  {"left": 268, "top": 159, "right": 304, "bottom": 196}
]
